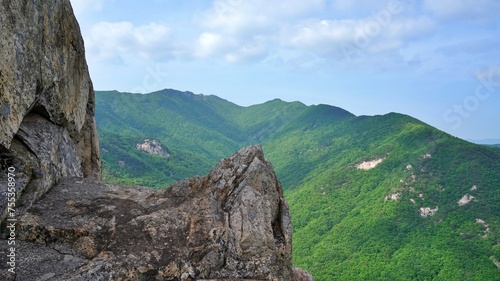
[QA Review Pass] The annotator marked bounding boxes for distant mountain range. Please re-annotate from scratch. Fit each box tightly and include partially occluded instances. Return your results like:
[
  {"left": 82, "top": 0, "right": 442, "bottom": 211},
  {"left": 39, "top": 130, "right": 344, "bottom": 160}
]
[
  {"left": 469, "top": 139, "right": 500, "bottom": 146},
  {"left": 95, "top": 89, "right": 500, "bottom": 281}
]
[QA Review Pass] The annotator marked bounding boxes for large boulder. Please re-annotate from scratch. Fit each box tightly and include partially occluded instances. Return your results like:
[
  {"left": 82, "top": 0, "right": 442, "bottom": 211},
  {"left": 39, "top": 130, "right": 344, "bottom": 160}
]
[
  {"left": 1, "top": 145, "right": 312, "bottom": 280},
  {"left": 0, "top": 0, "right": 101, "bottom": 222}
]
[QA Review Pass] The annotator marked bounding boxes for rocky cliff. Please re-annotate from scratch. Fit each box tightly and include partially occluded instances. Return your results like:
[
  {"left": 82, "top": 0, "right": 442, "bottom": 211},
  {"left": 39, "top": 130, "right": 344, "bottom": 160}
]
[{"left": 0, "top": 0, "right": 101, "bottom": 223}]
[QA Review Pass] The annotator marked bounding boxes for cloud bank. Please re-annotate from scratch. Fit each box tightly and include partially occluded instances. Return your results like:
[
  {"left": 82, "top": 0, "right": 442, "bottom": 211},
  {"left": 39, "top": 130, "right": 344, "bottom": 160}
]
[{"left": 78, "top": 0, "right": 499, "bottom": 75}]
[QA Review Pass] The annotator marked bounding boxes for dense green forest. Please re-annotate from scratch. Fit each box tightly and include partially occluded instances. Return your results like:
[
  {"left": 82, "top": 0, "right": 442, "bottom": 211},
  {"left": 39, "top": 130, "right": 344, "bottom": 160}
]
[{"left": 95, "top": 89, "right": 500, "bottom": 280}]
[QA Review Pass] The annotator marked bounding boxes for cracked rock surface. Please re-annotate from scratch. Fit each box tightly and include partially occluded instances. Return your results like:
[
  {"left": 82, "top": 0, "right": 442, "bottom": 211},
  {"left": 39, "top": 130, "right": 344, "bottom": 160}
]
[{"left": 1, "top": 145, "right": 312, "bottom": 280}]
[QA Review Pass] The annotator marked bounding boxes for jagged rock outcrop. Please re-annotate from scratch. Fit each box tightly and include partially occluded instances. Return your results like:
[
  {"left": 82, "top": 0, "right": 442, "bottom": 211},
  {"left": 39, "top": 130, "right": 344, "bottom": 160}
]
[
  {"left": 137, "top": 139, "right": 171, "bottom": 157},
  {"left": 0, "top": 0, "right": 101, "bottom": 222},
  {"left": 1, "top": 145, "right": 312, "bottom": 280}
]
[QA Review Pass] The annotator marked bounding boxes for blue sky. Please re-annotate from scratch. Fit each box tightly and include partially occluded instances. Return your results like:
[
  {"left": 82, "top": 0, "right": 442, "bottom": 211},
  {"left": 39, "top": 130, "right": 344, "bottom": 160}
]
[{"left": 70, "top": 0, "right": 500, "bottom": 141}]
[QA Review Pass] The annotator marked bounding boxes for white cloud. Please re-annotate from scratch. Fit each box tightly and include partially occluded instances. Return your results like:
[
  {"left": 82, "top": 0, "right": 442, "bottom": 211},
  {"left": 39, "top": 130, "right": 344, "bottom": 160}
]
[
  {"left": 386, "top": 17, "right": 435, "bottom": 39},
  {"left": 281, "top": 15, "right": 435, "bottom": 62},
  {"left": 76, "top": 0, "right": 494, "bottom": 75},
  {"left": 193, "top": 32, "right": 268, "bottom": 63},
  {"left": 423, "top": 0, "right": 500, "bottom": 23},
  {"left": 224, "top": 37, "right": 269, "bottom": 63},
  {"left": 202, "top": 0, "right": 325, "bottom": 33},
  {"left": 330, "top": 0, "right": 395, "bottom": 14},
  {"left": 194, "top": 32, "right": 232, "bottom": 58},
  {"left": 85, "top": 21, "right": 176, "bottom": 63},
  {"left": 283, "top": 19, "right": 356, "bottom": 55},
  {"left": 192, "top": 0, "right": 437, "bottom": 65},
  {"left": 191, "top": 0, "right": 325, "bottom": 63}
]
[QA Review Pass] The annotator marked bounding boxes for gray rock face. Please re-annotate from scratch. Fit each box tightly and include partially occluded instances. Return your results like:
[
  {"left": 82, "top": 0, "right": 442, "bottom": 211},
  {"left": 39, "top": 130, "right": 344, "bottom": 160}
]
[
  {"left": 137, "top": 139, "right": 171, "bottom": 157},
  {"left": 0, "top": 113, "right": 83, "bottom": 220},
  {"left": 0, "top": 0, "right": 101, "bottom": 221},
  {"left": 1, "top": 145, "right": 312, "bottom": 280},
  {"left": 0, "top": 0, "right": 100, "bottom": 175}
]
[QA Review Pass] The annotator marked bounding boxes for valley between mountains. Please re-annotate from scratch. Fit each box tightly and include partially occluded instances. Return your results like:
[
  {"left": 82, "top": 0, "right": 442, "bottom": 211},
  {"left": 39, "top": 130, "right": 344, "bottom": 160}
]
[{"left": 95, "top": 89, "right": 500, "bottom": 280}]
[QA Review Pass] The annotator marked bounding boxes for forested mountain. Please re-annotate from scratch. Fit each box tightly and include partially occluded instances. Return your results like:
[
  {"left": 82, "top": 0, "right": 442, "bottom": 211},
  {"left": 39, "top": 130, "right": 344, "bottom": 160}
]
[
  {"left": 95, "top": 89, "right": 500, "bottom": 280},
  {"left": 95, "top": 89, "right": 352, "bottom": 187}
]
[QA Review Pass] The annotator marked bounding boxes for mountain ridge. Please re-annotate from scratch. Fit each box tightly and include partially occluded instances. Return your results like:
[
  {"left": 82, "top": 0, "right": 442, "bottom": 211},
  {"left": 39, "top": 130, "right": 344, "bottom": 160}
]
[{"left": 95, "top": 89, "right": 357, "bottom": 187}]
